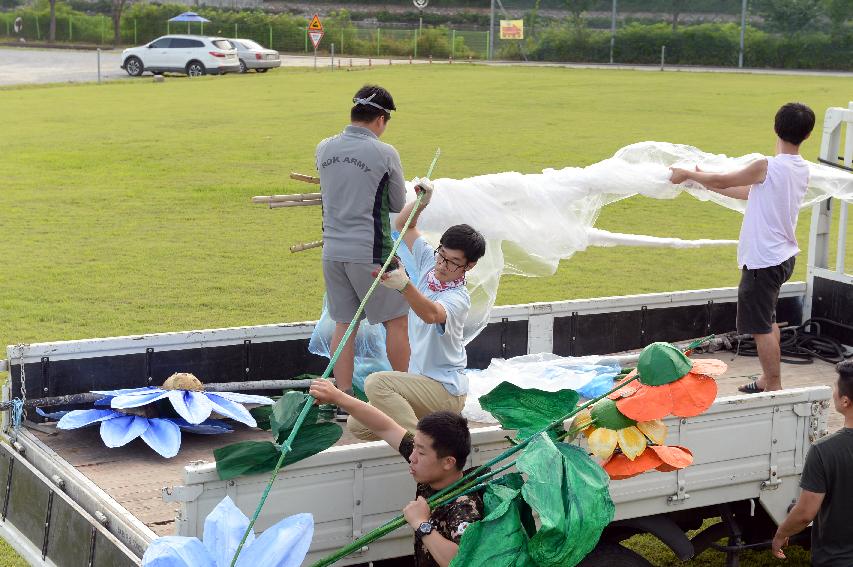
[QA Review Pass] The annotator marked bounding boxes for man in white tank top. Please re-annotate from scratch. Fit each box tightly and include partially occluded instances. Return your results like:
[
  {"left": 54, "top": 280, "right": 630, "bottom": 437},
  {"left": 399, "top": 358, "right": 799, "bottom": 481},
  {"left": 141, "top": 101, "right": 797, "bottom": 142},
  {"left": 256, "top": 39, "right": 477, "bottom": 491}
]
[{"left": 669, "top": 102, "right": 816, "bottom": 393}]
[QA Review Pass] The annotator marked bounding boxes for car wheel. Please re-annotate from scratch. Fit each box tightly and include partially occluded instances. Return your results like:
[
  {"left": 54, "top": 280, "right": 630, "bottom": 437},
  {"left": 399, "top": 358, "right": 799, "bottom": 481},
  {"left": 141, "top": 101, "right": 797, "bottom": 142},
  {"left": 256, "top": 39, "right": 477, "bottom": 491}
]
[
  {"left": 256, "top": 68, "right": 268, "bottom": 73},
  {"left": 125, "top": 56, "right": 143, "bottom": 77},
  {"left": 186, "top": 61, "right": 206, "bottom": 77},
  {"left": 239, "top": 60, "right": 248, "bottom": 74}
]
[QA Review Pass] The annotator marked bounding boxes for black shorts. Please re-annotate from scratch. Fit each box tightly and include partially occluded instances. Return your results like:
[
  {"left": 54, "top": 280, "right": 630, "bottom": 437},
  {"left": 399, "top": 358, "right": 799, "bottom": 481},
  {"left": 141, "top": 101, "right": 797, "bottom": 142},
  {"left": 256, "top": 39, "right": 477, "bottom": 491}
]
[{"left": 736, "top": 256, "right": 796, "bottom": 335}]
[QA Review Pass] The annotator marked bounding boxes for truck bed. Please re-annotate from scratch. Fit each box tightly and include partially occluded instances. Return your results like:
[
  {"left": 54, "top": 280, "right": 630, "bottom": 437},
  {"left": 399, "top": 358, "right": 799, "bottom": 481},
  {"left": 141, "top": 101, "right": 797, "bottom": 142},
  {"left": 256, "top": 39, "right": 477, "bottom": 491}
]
[{"left": 25, "top": 353, "right": 841, "bottom": 540}]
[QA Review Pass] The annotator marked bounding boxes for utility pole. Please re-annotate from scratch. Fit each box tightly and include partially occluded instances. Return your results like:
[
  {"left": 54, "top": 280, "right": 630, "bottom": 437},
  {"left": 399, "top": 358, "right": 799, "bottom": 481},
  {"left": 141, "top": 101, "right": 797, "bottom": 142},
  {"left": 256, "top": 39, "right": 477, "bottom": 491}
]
[
  {"left": 738, "top": 0, "right": 747, "bottom": 68},
  {"left": 609, "top": 0, "right": 617, "bottom": 64},
  {"left": 489, "top": 0, "right": 495, "bottom": 60}
]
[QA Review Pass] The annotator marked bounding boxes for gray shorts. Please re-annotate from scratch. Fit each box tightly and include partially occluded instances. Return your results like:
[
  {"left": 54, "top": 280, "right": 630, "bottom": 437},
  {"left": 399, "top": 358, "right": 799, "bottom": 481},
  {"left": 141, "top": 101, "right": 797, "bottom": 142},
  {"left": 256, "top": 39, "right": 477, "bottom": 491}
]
[{"left": 323, "top": 260, "right": 409, "bottom": 325}]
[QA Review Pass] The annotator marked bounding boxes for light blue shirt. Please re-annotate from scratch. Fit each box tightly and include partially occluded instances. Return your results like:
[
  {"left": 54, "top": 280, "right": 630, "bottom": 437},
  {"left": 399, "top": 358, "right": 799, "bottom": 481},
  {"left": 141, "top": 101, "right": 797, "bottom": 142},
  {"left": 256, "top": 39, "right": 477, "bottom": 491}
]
[{"left": 407, "top": 237, "right": 470, "bottom": 396}]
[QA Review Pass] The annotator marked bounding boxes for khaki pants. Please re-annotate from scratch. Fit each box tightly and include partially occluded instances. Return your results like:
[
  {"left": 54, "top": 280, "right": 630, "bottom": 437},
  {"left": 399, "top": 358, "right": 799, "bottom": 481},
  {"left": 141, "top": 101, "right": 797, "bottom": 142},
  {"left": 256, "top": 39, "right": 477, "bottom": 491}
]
[{"left": 347, "top": 371, "right": 466, "bottom": 441}]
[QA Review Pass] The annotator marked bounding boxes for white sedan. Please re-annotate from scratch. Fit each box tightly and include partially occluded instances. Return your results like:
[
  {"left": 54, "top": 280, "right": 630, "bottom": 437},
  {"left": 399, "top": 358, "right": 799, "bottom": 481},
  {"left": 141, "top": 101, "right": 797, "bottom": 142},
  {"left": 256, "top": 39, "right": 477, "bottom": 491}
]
[{"left": 228, "top": 39, "right": 282, "bottom": 73}]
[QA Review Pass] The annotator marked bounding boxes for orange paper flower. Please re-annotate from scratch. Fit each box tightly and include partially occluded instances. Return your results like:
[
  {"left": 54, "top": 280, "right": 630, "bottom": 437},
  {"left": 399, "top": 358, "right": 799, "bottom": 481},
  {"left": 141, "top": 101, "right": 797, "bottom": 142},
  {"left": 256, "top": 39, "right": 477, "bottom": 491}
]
[{"left": 604, "top": 445, "right": 694, "bottom": 480}]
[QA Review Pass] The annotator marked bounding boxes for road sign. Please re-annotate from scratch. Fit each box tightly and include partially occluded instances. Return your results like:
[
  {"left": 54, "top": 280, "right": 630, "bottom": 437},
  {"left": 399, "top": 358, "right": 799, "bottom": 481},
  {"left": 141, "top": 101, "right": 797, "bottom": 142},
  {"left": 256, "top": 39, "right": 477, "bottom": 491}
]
[
  {"left": 500, "top": 19, "right": 524, "bottom": 40},
  {"left": 308, "top": 30, "right": 324, "bottom": 49},
  {"left": 413, "top": 0, "right": 428, "bottom": 8},
  {"left": 308, "top": 14, "right": 323, "bottom": 31}
]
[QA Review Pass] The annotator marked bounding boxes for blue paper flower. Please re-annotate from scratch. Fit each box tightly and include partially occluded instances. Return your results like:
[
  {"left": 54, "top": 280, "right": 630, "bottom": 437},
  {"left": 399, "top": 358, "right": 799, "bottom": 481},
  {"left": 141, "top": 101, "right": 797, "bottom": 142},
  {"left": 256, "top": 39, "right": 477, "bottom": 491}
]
[
  {"left": 93, "top": 384, "right": 273, "bottom": 428},
  {"left": 142, "top": 496, "right": 313, "bottom": 567},
  {"left": 57, "top": 409, "right": 184, "bottom": 458}
]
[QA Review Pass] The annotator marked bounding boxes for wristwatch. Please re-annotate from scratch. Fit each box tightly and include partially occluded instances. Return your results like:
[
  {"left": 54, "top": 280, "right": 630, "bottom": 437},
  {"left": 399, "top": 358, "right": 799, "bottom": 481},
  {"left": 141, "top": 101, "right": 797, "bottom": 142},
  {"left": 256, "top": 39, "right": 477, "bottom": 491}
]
[{"left": 416, "top": 521, "right": 434, "bottom": 537}]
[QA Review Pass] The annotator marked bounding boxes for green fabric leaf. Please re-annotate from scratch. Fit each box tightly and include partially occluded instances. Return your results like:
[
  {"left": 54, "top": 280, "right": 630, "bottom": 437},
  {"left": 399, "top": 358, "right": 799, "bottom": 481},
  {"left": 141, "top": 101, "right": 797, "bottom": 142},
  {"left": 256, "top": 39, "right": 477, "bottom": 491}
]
[
  {"left": 215, "top": 421, "right": 343, "bottom": 480},
  {"left": 450, "top": 484, "right": 533, "bottom": 567},
  {"left": 479, "top": 382, "right": 579, "bottom": 440},
  {"left": 517, "top": 434, "right": 615, "bottom": 567}
]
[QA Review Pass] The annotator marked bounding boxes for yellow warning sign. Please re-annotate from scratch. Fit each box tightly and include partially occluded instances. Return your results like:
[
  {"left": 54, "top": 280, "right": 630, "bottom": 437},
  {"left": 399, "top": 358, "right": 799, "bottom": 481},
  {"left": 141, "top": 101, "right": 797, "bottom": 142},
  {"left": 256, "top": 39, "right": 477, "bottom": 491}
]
[{"left": 308, "top": 14, "right": 323, "bottom": 31}]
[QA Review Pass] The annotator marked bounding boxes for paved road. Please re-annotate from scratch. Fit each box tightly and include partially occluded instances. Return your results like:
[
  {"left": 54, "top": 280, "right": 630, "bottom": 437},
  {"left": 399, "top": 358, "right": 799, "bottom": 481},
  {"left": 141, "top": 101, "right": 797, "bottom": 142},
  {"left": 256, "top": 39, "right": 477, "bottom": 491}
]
[
  {"left": 0, "top": 47, "right": 435, "bottom": 86},
  {"left": 1, "top": 46, "right": 849, "bottom": 87}
]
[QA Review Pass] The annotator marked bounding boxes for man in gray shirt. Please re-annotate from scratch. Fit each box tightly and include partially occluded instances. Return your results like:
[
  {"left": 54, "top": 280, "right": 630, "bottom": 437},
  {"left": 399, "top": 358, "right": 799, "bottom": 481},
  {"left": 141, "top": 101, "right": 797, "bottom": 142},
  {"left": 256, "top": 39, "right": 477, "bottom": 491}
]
[
  {"left": 772, "top": 359, "right": 853, "bottom": 565},
  {"left": 316, "top": 85, "right": 410, "bottom": 419}
]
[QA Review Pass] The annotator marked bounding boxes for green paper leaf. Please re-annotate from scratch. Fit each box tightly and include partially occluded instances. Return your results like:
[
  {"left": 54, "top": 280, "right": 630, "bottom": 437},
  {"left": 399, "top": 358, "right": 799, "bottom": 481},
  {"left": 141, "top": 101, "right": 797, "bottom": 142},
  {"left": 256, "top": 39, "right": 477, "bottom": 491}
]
[
  {"left": 637, "top": 342, "right": 693, "bottom": 386},
  {"left": 517, "top": 434, "right": 615, "bottom": 567},
  {"left": 479, "top": 382, "right": 580, "bottom": 440},
  {"left": 450, "top": 484, "right": 533, "bottom": 567},
  {"left": 214, "top": 440, "right": 279, "bottom": 480},
  {"left": 215, "top": 421, "right": 343, "bottom": 480},
  {"left": 590, "top": 398, "right": 636, "bottom": 430},
  {"left": 271, "top": 391, "right": 319, "bottom": 436}
]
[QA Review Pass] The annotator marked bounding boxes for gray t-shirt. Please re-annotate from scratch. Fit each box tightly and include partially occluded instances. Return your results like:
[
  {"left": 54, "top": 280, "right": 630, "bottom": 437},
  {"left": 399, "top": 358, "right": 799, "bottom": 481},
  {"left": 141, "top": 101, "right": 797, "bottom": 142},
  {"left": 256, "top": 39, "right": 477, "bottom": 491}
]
[
  {"left": 799, "top": 427, "right": 853, "bottom": 566},
  {"left": 316, "top": 125, "right": 406, "bottom": 264}
]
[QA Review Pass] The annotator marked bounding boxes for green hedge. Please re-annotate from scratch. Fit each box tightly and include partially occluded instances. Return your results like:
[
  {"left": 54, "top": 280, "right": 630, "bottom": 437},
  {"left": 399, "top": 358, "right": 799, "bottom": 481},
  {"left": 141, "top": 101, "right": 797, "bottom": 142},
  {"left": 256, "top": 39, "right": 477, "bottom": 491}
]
[{"left": 513, "top": 22, "right": 851, "bottom": 70}]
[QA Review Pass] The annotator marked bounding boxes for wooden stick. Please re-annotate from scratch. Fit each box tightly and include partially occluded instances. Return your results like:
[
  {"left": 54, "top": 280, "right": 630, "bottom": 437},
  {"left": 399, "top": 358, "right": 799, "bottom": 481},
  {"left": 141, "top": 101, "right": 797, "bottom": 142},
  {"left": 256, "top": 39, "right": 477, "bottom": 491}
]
[
  {"left": 252, "top": 192, "right": 322, "bottom": 204},
  {"left": 0, "top": 378, "right": 320, "bottom": 411},
  {"left": 269, "top": 200, "right": 322, "bottom": 209},
  {"left": 290, "top": 172, "right": 320, "bottom": 184},
  {"left": 290, "top": 240, "right": 324, "bottom": 253}
]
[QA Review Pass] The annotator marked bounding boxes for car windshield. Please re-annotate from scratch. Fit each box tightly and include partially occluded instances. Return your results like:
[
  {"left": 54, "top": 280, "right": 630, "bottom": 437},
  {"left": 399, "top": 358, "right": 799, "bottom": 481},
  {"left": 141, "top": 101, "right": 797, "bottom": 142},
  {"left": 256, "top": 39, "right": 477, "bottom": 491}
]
[
  {"left": 211, "top": 39, "right": 234, "bottom": 50},
  {"left": 237, "top": 39, "right": 263, "bottom": 50}
]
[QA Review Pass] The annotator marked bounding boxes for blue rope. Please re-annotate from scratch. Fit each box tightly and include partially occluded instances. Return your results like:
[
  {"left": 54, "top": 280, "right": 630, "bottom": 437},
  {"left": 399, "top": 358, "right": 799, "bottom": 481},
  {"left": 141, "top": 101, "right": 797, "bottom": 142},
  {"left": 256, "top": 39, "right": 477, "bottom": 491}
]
[{"left": 10, "top": 399, "right": 24, "bottom": 431}]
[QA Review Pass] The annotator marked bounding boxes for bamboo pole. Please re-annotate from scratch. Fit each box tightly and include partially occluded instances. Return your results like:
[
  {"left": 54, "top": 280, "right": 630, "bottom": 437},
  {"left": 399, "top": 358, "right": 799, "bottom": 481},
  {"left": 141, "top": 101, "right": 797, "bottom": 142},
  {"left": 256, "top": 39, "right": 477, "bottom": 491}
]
[
  {"left": 290, "top": 172, "right": 320, "bottom": 184},
  {"left": 0, "top": 379, "right": 318, "bottom": 412},
  {"left": 269, "top": 200, "right": 322, "bottom": 209},
  {"left": 251, "top": 192, "right": 322, "bottom": 204},
  {"left": 290, "top": 240, "right": 324, "bottom": 253}
]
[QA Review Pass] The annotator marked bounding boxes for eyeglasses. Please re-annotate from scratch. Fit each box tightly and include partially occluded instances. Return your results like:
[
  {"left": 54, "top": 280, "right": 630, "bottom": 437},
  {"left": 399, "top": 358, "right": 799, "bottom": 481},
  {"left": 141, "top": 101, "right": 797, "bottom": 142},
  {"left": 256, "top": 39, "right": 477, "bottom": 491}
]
[{"left": 434, "top": 247, "right": 466, "bottom": 273}]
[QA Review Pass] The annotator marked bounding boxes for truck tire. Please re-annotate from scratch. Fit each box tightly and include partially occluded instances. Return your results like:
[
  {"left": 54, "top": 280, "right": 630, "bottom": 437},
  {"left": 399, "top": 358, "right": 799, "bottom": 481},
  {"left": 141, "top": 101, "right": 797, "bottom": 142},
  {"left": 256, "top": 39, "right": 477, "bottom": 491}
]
[{"left": 578, "top": 543, "right": 653, "bottom": 567}]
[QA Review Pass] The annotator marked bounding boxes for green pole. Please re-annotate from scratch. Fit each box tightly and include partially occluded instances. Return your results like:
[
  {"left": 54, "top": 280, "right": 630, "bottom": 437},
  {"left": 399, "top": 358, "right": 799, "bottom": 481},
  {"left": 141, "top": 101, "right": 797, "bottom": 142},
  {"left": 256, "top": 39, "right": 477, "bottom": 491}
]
[
  {"left": 234, "top": 23, "right": 237, "bottom": 38},
  {"left": 413, "top": 29, "right": 417, "bottom": 58},
  {"left": 167, "top": 21, "right": 170, "bottom": 35},
  {"left": 341, "top": 30, "right": 344, "bottom": 54},
  {"left": 6, "top": 19, "right": 10, "bottom": 37},
  {"left": 452, "top": 29, "right": 456, "bottom": 58},
  {"left": 201, "top": 22, "right": 204, "bottom": 35},
  {"left": 100, "top": 15, "right": 104, "bottom": 44},
  {"left": 35, "top": 16, "right": 40, "bottom": 40},
  {"left": 304, "top": 28, "right": 307, "bottom": 52},
  {"left": 69, "top": 16, "right": 72, "bottom": 42},
  {"left": 134, "top": 19, "right": 137, "bottom": 44},
  {"left": 376, "top": 28, "right": 380, "bottom": 56},
  {"left": 269, "top": 25, "right": 272, "bottom": 50},
  {"left": 187, "top": 21, "right": 190, "bottom": 34}
]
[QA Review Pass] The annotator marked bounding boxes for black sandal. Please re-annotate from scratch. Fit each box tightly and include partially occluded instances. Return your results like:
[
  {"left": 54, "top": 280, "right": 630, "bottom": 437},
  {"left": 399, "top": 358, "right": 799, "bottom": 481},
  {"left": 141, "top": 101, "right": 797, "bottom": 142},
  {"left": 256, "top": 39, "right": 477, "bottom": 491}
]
[{"left": 738, "top": 380, "right": 765, "bottom": 394}]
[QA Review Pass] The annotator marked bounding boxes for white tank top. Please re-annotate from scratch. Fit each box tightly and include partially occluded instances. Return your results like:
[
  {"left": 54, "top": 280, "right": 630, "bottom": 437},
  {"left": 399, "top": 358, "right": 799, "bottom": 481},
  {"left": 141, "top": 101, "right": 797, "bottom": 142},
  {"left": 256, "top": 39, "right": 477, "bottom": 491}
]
[{"left": 737, "top": 154, "right": 810, "bottom": 269}]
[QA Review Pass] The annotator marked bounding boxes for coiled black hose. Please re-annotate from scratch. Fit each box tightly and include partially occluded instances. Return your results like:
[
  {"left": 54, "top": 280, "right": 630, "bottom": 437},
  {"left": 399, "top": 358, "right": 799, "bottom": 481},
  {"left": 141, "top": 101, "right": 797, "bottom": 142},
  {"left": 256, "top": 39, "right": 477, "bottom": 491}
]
[{"left": 732, "top": 318, "right": 853, "bottom": 365}]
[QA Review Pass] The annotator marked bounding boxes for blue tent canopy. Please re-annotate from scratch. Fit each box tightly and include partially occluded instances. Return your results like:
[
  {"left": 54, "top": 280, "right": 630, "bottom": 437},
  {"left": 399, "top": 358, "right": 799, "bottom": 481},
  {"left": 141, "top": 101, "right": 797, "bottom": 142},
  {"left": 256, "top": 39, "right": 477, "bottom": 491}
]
[{"left": 168, "top": 12, "right": 211, "bottom": 23}]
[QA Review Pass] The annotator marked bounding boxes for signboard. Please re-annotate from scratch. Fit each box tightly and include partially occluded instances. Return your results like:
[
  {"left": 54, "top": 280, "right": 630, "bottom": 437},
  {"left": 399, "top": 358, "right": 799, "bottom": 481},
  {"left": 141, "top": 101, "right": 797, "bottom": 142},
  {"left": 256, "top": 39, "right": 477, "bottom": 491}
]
[
  {"left": 499, "top": 19, "right": 524, "bottom": 40},
  {"left": 308, "top": 30, "right": 324, "bottom": 49},
  {"left": 413, "top": 0, "right": 429, "bottom": 9},
  {"left": 308, "top": 14, "right": 323, "bottom": 31}
]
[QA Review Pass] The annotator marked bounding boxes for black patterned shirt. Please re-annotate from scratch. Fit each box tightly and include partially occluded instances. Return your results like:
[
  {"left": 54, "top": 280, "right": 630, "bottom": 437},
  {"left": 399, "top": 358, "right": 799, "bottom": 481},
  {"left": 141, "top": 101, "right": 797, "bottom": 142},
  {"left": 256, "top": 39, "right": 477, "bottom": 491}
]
[{"left": 398, "top": 433, "right": 484, "bottom": 567}]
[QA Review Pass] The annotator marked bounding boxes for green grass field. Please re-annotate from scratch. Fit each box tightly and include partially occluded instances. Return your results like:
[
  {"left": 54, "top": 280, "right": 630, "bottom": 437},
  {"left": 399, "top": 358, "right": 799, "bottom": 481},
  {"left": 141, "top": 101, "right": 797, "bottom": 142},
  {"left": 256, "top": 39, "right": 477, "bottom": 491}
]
[{"left": 1, "top": 65, "right": 851, "bottom": 565}]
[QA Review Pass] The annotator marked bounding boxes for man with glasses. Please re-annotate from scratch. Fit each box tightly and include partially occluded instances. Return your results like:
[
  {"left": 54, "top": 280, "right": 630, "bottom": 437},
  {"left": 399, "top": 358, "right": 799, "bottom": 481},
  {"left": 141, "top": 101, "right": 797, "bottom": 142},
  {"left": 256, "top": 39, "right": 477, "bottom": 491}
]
[
  {"left": 316, "top": 85, "right": 411, "bottom": 421},
  {"left": 345, "top": 182, "right": 486, "bottom": 440}
]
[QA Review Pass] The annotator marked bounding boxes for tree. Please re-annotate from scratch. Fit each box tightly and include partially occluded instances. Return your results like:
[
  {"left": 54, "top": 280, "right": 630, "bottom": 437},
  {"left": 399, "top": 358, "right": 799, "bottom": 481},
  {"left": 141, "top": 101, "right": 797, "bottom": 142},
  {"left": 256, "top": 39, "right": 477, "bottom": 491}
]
[
  {"left": 671, "top": 0, "right": 686, "bottom": 30},
  {"left": 112, "top": 0, "right": 128, "bottom": 45},
  {"left": 756, "top": 0, "right": 823, "bottom": 33},
  {"left": 565, "top": 0, "right": 593, "bottom": 27},
  {"left": 48, "top": 0, "right": 56, "bottom": 42},
  {"left": 822, "top": 0, "right": 852, "bottom": 36}
]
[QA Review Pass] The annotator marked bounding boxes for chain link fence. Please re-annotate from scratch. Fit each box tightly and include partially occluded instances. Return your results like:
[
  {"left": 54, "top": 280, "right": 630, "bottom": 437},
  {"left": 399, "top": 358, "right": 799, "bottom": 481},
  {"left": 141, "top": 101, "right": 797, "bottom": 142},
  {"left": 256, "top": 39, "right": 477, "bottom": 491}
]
[{"left": 0, "top": 1, "right": 849, "bottom": 69}]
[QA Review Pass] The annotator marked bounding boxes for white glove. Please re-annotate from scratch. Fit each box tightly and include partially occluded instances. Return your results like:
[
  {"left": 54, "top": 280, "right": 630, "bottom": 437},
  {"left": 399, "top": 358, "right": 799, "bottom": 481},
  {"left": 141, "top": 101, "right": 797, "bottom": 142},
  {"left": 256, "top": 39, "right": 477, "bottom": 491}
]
[
  {"left": 378, "top": 268, "right": 410, "bottom": 292},
  {"left": 413, "top": 177, "right": 434, "bottom": 208}
]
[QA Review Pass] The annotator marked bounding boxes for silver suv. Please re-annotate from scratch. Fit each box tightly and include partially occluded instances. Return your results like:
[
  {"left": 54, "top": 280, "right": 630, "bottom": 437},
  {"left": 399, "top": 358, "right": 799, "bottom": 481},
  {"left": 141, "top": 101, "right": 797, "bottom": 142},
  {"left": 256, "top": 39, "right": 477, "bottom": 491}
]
[{"left": 121, "top": 35, "right": 240, "bottom": 77}]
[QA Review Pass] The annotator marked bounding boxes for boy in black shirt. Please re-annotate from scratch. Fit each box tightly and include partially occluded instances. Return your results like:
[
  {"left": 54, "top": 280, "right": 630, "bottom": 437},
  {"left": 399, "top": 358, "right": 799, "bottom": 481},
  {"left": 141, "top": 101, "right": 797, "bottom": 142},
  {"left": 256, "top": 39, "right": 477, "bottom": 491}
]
[
  {"left": 310, "top": 379, "right": 483, "bottom": 567},
  {"left": 772, "top": 360, "right": 853, "bottom": 565}
]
